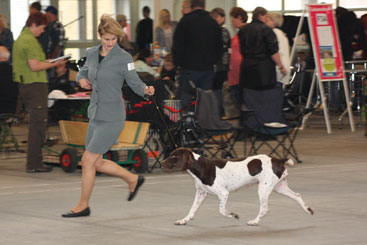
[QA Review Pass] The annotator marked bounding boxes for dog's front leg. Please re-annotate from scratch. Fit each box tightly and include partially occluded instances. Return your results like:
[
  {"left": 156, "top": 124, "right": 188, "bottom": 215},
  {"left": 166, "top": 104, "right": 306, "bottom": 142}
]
[
  {"left": 175, "top": 188, "right": 207, "bottom": 225},
  {"left": 217, "top": 190, "right": 239, "bottom": 219}
]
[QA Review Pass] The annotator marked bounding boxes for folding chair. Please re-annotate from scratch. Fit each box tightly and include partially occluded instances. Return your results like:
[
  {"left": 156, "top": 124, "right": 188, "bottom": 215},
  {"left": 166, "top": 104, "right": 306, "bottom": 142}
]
[
  {"left": 241, "top": 86, "right": 303, "bottom": 163},
  {"left": 194, "top": 88, "right": 241, "bottom": 159}
]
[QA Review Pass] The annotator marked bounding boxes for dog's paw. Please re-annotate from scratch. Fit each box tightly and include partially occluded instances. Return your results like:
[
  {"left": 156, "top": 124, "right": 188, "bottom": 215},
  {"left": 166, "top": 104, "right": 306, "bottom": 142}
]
[
  {"left": 229, "top": 212, "right": 240, "bottom": 219},
  {"left": 307, "top": 207, "right": 314, "bottom": 215},
  {"left": 174, "top": 219, "right": 188, "bottom": 225},
  {"left": 247, "top": 219, "right": 259, "bottom": 226}
]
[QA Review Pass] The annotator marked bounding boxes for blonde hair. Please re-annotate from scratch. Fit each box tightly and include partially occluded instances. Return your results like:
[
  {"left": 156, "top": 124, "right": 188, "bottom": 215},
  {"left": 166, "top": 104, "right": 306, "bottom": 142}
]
[
  {"left": 98, "top": 14, "right": 124, "bottom": 42},
  {"left": 0, "top": 14, "right": 9, "bottom": 29},
  {"left": 159, "top": 9, "right": 170, "bottom": 28},
  {"left": 267, "top": 12, "right": 284, "bottom": 28}
]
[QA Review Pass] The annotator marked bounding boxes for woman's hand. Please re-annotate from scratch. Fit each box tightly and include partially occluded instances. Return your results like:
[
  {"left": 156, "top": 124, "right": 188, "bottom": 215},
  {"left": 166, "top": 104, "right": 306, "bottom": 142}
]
[
  {"left": 277, "top": 65, "right": 287, "bottom": 77},
  {"left": 144, "top": 86, "right": 155, "bottom": 96},
  {"left": 78, "top": 78, "right": 92, "bottom": 90},
  {"left": 280, "top": 67, "right": 287, "bottom": 76}
]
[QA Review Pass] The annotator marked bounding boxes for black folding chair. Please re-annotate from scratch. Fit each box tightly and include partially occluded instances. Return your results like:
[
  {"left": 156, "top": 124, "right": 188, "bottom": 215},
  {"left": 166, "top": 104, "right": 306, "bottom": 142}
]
[
  {"left": 194, "top": 88, "right": 240, "bottom": 159},
  {"left": 241, "top": 87, "right": 306, "bottom": 163}
]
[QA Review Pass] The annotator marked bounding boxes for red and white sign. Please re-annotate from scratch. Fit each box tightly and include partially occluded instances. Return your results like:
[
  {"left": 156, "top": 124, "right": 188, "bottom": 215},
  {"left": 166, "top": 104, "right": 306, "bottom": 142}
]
[{"left": 308, "top": 4, "right": 345, "bottom": 80}]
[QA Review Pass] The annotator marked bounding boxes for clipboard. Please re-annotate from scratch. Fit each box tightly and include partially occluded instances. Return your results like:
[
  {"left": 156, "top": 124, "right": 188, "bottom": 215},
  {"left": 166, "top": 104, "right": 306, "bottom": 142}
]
[{"left": 49, "top": 54, "right": 72, "bottom": 63}]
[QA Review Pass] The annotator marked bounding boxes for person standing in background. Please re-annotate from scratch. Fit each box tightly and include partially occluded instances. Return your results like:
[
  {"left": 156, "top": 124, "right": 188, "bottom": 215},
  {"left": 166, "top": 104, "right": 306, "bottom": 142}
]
[
  {"left": 0, "top": 46, "right": 18, "bottom": 117},
  {"left": 361, "top": 14, "right": 367, "bottom": 59},
  {"left": 336, "top": 7, "right": 359, "bottom": 62},
  {"left": 172, "top": 0, "right": 223, "bottom": 109},
  {"left": 238, "top": 7, "right": 286, "bottom": 91},
  {"left": 13, "top": 12, "right": 67, "bottom": 173},
  {"left": 181, "top": 0, "right": 192, "bottom": 15},
  {"left": 28, "top": 2, "right": 50, "bottom": 57},
  {"left": 0, "top": 14, "right": 13, "bottom": 63},
  {"left": 266, "top": 12, "right": 290, "bottom": 87},
  {"left": 29, "top": 1, "right": 41, "bottom": 15},
  {"left": 136, "top": 6, "right": 153, "bottom": 51},
  {"left": 228, "top": 7, "right": 248, "bottom": 109},
  {"left": 45, "top": 6, "right": 65, "bottom": 59},
  {"left": 210, "top": 8, "right": 230, "bottom": 116},
  {"left": 155, "top": 9, "right": 177, "bottom": 53},
  {"left": 116, "top": 14, "right": 135, "bottom": 55}
]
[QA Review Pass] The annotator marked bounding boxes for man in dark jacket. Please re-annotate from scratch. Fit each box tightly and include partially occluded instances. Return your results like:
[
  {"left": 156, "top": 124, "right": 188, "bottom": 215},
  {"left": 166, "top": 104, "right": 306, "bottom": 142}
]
[
  {"left": 135, "top": 6, "right": 153, "bottom": 51},
  {"left": 172, "top": 0, "right": 223, "bottom": 109},
  {"left": 238, "top": 7, "right": 286, "bottom": 90}
]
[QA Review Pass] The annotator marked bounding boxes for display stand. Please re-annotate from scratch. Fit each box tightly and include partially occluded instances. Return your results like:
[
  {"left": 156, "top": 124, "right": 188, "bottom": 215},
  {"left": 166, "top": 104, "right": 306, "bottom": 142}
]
[{"left": 301, "top": 4, "right": 355, "bottom": 134}]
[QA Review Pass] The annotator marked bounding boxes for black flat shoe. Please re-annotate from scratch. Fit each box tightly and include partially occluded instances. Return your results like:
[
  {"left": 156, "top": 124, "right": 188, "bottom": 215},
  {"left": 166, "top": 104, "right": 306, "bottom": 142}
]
[
  {"left": 127, "top": 175, "right": 145, "bottom": 201},
  {"left": 27, "top": 165, "right": 53, "bottom": 173},
  {"left": 61, "top": 207, "right": 91, "bottom": 218}
]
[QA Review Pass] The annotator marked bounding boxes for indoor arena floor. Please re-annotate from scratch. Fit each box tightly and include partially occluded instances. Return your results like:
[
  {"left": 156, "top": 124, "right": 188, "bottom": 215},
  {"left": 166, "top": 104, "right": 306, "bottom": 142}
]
[{"left": 1, "top": 115, "right": 366, "bottom": 245}]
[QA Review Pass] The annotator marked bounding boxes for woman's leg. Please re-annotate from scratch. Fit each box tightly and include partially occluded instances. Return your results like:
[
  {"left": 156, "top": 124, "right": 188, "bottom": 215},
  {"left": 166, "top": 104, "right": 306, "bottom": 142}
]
[
  {"left": 94, "top": 157, "right": 138, "bottom": 192},
  {"left": 72, "top": 150, "right": 101, "bottom": 212}
]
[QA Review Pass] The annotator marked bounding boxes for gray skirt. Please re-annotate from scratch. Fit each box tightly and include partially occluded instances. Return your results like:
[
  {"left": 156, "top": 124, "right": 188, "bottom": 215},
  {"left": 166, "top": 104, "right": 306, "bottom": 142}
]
[{"left": 85, "top": 119, "right": 124, "bottom": 154}]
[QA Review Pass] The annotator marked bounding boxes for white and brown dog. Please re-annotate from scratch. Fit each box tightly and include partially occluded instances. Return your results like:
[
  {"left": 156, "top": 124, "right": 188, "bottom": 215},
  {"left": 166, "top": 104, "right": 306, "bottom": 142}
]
[{"left": 161, "top": 148, "right": 313, "bottom": 226}]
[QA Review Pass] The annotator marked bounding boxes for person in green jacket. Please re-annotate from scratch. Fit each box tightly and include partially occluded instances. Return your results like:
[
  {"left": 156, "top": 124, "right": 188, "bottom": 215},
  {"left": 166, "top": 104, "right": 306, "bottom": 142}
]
[{"left": 13, "top": 12, "right": 67, "bottom": 173}]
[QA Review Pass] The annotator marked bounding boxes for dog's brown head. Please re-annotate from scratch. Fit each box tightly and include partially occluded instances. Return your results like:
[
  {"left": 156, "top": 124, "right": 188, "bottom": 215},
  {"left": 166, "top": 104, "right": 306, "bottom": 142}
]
[{"left": 161, "top": 148, "right": 196, "bottom": 170}]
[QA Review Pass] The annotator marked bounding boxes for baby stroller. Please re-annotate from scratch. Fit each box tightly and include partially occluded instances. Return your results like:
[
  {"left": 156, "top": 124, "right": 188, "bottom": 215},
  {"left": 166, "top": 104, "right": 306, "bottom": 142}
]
[{"left": 152, "top": 86, "right": 240, "bottom": 166}]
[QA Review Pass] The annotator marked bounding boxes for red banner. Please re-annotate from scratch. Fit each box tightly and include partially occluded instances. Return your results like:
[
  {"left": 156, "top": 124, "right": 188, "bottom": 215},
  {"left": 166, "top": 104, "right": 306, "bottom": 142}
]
[{"left": 308, "top": 4, "right": 345, "bottom": 80}]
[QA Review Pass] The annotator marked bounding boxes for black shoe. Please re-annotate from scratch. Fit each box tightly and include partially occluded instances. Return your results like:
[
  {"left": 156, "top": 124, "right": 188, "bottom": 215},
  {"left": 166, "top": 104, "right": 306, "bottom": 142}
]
[
  {"left": 27, "top": 165, "right": 53, "bottom": 173},
  {"left": 127, "top": 175, "right": 145, "bottom": 201},
  {"left": 61, "top": 207, "right": 91, "bottom": 218}
]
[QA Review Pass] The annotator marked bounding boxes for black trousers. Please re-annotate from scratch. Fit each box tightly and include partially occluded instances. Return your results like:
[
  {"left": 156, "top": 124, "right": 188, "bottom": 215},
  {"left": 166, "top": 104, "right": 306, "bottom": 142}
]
[{"left": 18, "top": 82, "right": 48, "bottom": 170}]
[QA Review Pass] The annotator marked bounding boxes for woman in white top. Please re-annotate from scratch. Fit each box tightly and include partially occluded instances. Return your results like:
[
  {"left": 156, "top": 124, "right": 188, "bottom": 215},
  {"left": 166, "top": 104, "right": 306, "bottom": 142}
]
[
  {"left": 266, "top": 12, "right": 290, "bottom": 86},
  {"left": 155, "top": 9, "right": 177, "bottom": 53}
]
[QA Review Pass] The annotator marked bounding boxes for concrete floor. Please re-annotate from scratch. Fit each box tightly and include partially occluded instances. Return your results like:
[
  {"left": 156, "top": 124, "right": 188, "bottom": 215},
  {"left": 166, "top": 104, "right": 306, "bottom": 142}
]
[{"left": 0, "top": 116, "right": 367, "bottom": 245}]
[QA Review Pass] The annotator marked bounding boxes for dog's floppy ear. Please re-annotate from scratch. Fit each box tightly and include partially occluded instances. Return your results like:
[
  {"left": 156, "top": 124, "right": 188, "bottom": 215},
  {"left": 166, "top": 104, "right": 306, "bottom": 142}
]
[{"left": 180, "top": 149, "right": 195, "bottom": 170}]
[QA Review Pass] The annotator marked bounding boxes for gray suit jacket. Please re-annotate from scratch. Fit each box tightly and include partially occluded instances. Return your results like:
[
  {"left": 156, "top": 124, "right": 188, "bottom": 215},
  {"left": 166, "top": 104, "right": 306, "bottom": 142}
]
[{"left": 77, "top": 44, "right": 147, "bottom": 122}]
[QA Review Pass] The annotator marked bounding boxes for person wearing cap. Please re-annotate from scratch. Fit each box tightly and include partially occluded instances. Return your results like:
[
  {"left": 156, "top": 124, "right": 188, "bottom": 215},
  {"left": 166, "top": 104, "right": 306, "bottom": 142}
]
[{"left": 45, "top": 6, "right": 65, "bottom": 59}]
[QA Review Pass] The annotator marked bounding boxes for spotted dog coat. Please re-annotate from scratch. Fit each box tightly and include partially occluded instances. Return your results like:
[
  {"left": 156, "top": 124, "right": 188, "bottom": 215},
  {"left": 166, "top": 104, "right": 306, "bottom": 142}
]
[{"left": 161, "top": 148, "right": 314, "bottom": 226}]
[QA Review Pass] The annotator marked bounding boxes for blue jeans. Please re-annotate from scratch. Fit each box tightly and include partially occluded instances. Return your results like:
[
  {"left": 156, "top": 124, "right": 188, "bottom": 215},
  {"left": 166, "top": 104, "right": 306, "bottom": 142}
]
[{"left": 178, "top": 68, "right": 215, "bottom": 109}]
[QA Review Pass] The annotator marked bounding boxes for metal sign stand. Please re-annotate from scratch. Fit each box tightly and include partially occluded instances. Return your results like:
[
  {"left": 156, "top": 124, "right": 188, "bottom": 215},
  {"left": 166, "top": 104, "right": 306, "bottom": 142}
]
[{"left": 301, "top": 4, "right": 355, "bottom": 134}]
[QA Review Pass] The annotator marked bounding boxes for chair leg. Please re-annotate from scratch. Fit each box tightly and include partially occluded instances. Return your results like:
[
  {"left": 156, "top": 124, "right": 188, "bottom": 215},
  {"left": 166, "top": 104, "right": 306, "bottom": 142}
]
[{"left": 143, "top": 131, "right": 161, "bottom": 172}]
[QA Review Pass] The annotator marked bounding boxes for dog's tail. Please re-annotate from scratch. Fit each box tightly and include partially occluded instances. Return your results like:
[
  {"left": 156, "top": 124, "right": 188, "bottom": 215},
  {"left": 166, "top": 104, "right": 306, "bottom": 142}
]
[{"left": 284, "top": 158, "right": 294, "bottom": 166}]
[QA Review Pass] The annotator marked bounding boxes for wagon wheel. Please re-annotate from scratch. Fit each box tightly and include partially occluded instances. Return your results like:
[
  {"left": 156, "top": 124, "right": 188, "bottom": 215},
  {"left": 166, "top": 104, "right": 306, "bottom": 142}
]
[
  {"left": 60, "top": 148, "right": 78, "bottom": 173},
  {"left": 104, "top": 151, "right": 119, "bottom": 162},
  {"left": 132, "top": 149, "right": 148, "bottom": 173}
]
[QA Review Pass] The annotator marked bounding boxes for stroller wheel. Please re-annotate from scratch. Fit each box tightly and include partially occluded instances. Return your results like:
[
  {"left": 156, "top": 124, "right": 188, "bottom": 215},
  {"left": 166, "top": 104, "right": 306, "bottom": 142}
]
[
  {"left": 60, "top": 148, "right": 78, "bottom": 173},
  {"left": 104, "top": 151, "right": 119, "bottom": 162},
  {"left": 132, "top": 149, "right": 148, "bottom": 173}
]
